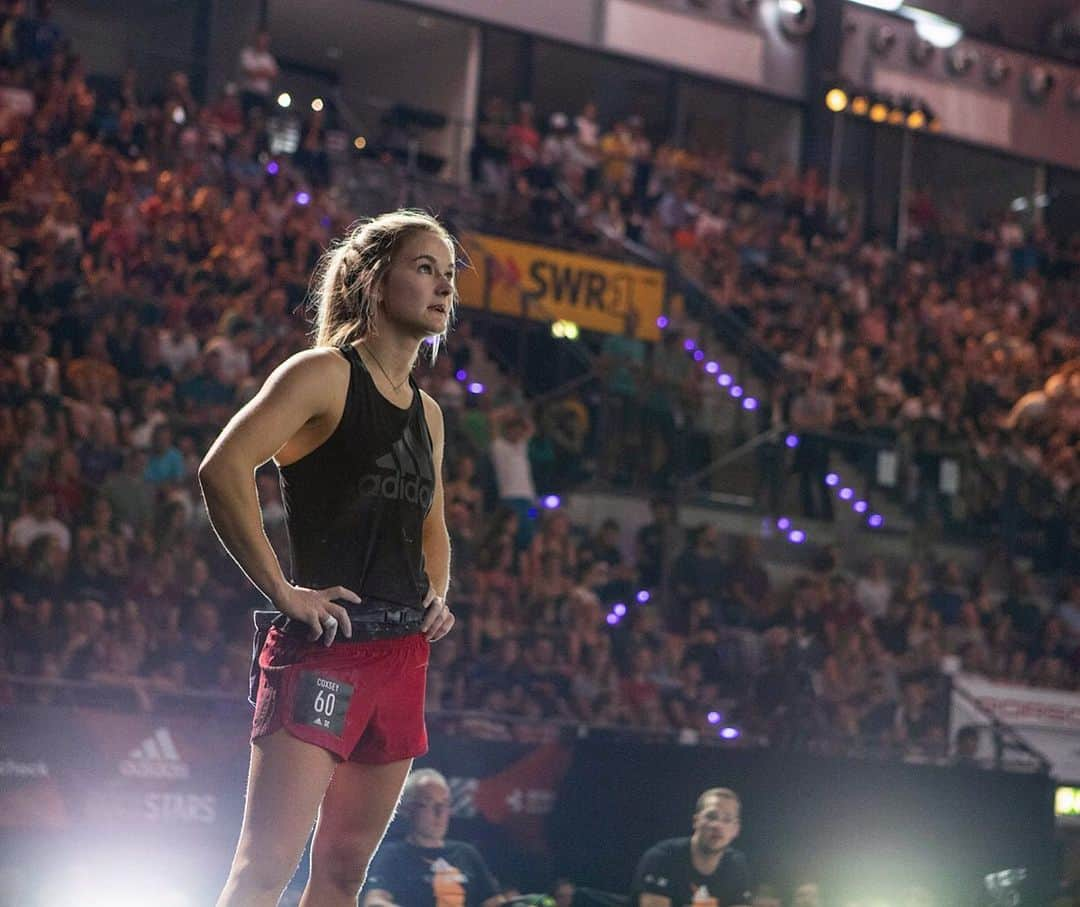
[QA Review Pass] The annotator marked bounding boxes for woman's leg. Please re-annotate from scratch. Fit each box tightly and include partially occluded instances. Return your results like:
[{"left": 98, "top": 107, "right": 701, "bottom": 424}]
[
  {"left": 299, "top": 757, "right": 414, "bottom": 907},
  {"left": 216, "top": 730, "right": 338, "bottom": 907}
]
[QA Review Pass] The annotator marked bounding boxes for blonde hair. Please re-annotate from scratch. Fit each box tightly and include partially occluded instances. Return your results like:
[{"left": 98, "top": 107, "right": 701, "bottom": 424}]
[
  {"left": 695, "top": 787, "right": 741, "bottom": 817},
  {"left": 309, "top": 209, "right": 458, "bottom": 360}
]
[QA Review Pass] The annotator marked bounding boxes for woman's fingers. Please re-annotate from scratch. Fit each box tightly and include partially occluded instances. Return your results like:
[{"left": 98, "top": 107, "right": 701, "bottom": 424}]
[
  {"left": 319, "top": 611, "right": 339, "bottom": 646},
  {"left": 421, "top": 595, "right": 445, "bottom": 634},
  {"left": 327, "top": 602, "right": 352, "bottom": 640},
  {"left": 429, "top": 609, "right": 455, "bottom": 643},
  {"left": 329, "top": 585, "right": 362, "bottom": 605}
]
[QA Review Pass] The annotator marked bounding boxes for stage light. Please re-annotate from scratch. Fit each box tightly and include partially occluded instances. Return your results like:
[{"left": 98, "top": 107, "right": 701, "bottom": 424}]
[
  {"left": 718, "top": 373, "right": 733, "bottom": 386},
  {"left": 636, "top": 590, "right": 651, "bottom": 604},
  {"left": 854, "top": 500, "right": 868, "bottom": 513},
  {"left": 656, "top": 315, "right": 669, "bottom": 329},
  {"left": 353, "top": 135, "right": 367, "bottom": 150},
  {"left": 869, "top": 100, "right": 889, "bottom": 122},
  {"left": 730, "top": 385, "right": 744, "bottom": 398},
  {"left": 788, "top": 529, "right": 806, "bottom": 544},
  {"left": 719, "top": 726, "right": 741, "bottom": 739},
  {"left": 778, "top": 0, "right": 803, "bottom": 13},
  {"left": 851, "top": 94, "right": 870, "bottom": 116},
  {"left": 705, "top": 361, "right": 720, "bottom": 374},
  {"left": 907, "top": 108, "right": 927, "bottom": 129},
  {"left": 467, "top": 382, "right": 485, "bottom": 394},
  {"left": 693, "top": 349, "right": 705, "bottom": 361},
  {"left": 552, "top": 319, "right": 580, "bottom": 339},
  {"left": 825, "top": 473, "right": 840, "bottom": 486},
  {"left": 707, "top": 711, "right": 722, "bottom": 725},
  {"left": 542, "top": 495, "right": 561, "bottom": 509},
  {"left": 171, "top": 106, "right": 186, "bottom": 125},
  {"left": 776, "top": 517, "right": 791, "bottom": 530},
  {"left": 887, "top": 106, "right": 905, "bottom": 126},
  {"left": 277, "top": 92, "right": 292, "bottom": 108},
  {"left": 904, "top": 7, "right": 963, "bottom": 48},
  {"left": 928, "top": 115, "right": 942, "bottom": 131},
  {"left": 613, "top": 603, "right": 627, "bottom": 617},
  {"left": 785, "top": 434, "right": 800, "bottom": 448},
  {"left": 868, "top": 513, "right": 884, "bottom": 528},
  {"left": 683, "top": 339, "right": 696, "bottom": 352},
  {"left": 839, "top": 487, "right": 854, "bottom": 501},
  {"left": 606, "top": 613, "right": 619, "bottom": 626},
  {"left": 266, "top": 160, "right": 279, "bottom": 175},
  {"left": 825, "top": 87, "right": 849, "bottom": 112},
  {"left": 295, "top": 191, "right": 311, "bottom": 205},
  {"left": 743, "top": 397, "right": 758, "bottom": 411},
  {"left": 455, "top": 369, "right": 467, "bottom": 381},
  {"left": 311, "top": 97, "right": 324, "bottom": 112}
]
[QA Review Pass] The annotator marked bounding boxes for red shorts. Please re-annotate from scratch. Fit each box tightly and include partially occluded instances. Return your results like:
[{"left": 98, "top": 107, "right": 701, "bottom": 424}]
[{"left": 251, "top": 627, "right": 430, "bottom": 763}]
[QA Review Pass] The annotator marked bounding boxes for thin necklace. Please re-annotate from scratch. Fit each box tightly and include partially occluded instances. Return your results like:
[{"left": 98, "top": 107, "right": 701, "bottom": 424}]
[{"left": 361, "top": 344, "right": 411, "bottom": 392}]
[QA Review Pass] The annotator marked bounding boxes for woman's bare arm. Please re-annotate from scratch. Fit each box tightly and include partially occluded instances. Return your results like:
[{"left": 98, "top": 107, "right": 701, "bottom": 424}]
[{"left": 198, "top": 348, "right": 360, "bottom": 639}]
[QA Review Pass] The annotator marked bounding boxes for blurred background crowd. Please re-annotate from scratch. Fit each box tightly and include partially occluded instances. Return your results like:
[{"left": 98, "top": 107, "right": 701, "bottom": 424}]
[{"left": 0, "top": 0, "right": 1077, "bottom": 772}]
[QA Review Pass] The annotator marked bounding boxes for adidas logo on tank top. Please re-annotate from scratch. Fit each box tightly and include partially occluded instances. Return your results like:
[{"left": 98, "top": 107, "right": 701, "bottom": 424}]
[{"left": 358, "top": 436, "right": 434, "bottom": 510}]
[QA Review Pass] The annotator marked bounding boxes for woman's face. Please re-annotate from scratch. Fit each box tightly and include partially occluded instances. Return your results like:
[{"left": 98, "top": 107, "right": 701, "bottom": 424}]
[{"left": 378, "top": 230, "right": 455, "bottom": 340}]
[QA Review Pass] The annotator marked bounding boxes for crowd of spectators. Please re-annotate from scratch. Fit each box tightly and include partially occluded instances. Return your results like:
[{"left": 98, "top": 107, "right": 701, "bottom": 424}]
[
  {"left": 471, "top": 96, "right": 1080, "bottom": 538},
  {"left": 0, "top": 4, "right": 1076, "bottom": 771}
]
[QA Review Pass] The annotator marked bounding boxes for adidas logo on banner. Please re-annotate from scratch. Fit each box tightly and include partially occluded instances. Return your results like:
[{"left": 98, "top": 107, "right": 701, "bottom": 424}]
[{"left": 119, "top": 728, "right": 190, "bottom": 780}]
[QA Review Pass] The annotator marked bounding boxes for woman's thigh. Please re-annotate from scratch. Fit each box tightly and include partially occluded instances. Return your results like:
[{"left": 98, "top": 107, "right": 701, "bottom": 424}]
[
  {"left": 309, "top": 757, "right": 414, "bottom": 866},
  {"left": 232, "top": 729, "right": 339, "bottom": 872}
]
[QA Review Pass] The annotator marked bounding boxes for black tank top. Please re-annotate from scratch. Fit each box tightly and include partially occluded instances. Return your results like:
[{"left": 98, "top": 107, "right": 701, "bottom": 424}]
[{"left": 277, "top": 344, "right": 434, "bottom": 608}]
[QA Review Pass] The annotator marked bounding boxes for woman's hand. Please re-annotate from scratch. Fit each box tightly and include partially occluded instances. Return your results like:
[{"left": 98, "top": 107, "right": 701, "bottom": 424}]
[
  {"left": 420, "top": 585, "right": 454, "bottom": 642},
  {"left": 273, "top": 584, "right": 360, "bottom": 645}
]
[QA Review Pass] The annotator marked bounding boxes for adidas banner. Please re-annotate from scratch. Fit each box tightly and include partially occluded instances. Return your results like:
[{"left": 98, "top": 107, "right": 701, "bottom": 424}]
[{"left": 0, "top": 703, "right": 1058, "bottom": 904}]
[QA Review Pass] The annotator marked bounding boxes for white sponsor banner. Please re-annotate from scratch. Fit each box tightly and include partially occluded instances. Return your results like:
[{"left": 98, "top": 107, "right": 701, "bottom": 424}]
[{"left": 952, "top": 673, "right": 1080, "bottom": 781}]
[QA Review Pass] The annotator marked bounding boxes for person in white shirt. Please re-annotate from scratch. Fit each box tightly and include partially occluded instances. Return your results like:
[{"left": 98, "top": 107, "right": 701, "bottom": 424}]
[
  {"left": 489, "top": 406, "right": 537, "bottom": 550},
  {"left": 238, "top": 30, "right": 279, "bottom": 117},
  {"left": 159, "top": 324, "right": 200, "bottom": 376},
  {"left": 855, "top": 556, "right": 893, "bottom": 621},
  {"left": 7, "top": 491, "right": 71, "bottom": 565}
]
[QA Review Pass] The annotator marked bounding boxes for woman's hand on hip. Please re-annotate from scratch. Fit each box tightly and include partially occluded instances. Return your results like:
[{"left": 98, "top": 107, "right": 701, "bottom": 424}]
[
  {"left": 420, "top": 586, "right": 454, "bottom": 643},
  {"left": 274, "top": 584, "right": 359, "bottom": 645}
]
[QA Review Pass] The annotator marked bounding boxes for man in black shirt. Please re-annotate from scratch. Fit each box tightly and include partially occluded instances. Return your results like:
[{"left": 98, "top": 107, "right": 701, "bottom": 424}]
[
  {"left": 630, "top": 787, "right": 751, "bottom": 907},
  {"left": 363, "top": 768, "right": 504, "bottom": 907}
]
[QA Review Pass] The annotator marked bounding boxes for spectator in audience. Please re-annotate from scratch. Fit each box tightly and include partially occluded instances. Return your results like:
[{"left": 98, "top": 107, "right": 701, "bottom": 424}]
[
  {"left": 363, "top": 768, "right": 504, "bottom": 907},
  {"left": 6, "top": 488, "right": 70, "bottom": 566},
  {"left": 489, "top": 405, "right": 537, "bottom": 550},
  {"left": 237, "top": 29, "right": 278, "bottom": 119}
]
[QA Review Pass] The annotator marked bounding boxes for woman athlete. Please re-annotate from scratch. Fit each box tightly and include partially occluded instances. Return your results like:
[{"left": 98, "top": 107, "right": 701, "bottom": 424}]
[{"left": 200, "top": 210, "right": 457, "bottom": 906}]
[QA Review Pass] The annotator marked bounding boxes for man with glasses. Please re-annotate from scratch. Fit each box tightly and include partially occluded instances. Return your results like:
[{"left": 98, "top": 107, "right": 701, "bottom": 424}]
[{"left": 363, "top": 768, "right": 505, "bottom": 907}]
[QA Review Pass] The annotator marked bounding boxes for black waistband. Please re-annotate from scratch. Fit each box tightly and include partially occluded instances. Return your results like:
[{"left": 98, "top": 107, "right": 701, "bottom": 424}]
[{"left": 252, "top": 601, "right": 425, "bottom": 636}]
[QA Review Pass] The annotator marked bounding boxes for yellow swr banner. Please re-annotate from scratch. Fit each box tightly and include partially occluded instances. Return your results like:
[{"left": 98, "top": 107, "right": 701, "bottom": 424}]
[{"left": 457, "top": 233, "right": 665, "bottom": 341}]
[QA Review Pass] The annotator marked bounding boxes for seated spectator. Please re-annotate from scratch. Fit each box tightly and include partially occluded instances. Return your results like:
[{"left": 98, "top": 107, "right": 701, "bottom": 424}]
[
  {"left": 6, "top": 488, "right": 70, "bottom": 566},
  {"left": 363, "top": 769, "right": 503, "bottom": 907}
]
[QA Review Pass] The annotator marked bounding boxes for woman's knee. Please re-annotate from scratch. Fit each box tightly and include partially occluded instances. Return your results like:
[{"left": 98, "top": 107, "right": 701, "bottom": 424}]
[
  {"left": 311, "top": 836, "right": 380, "bottom": 894},
  {"left": 228, "top": 841, "right": 302, "bottom": 897}
]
